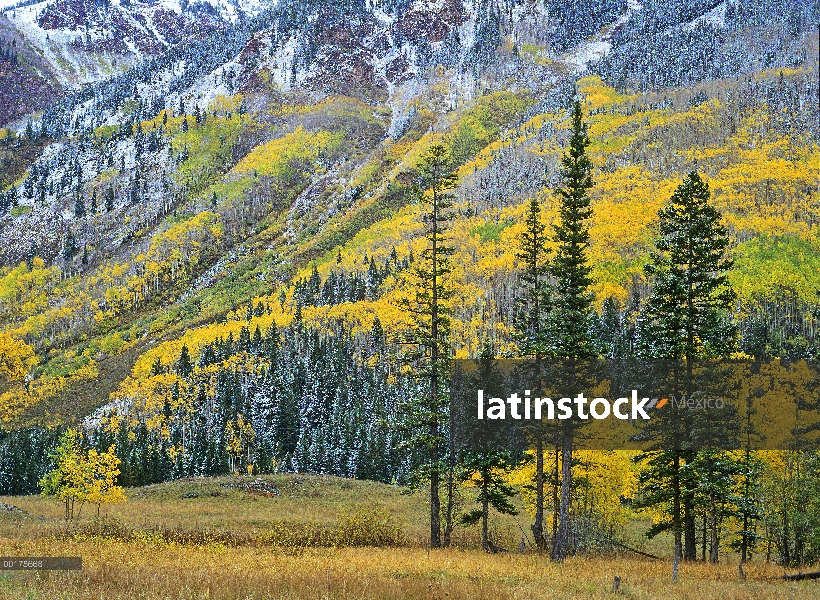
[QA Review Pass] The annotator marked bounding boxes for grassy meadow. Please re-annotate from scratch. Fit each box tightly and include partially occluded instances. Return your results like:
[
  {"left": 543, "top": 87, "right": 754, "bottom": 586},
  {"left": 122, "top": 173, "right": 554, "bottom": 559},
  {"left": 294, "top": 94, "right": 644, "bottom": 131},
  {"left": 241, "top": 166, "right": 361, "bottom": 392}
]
[{"left": 1, "top": 474, "right": 817, "bottom": 599}]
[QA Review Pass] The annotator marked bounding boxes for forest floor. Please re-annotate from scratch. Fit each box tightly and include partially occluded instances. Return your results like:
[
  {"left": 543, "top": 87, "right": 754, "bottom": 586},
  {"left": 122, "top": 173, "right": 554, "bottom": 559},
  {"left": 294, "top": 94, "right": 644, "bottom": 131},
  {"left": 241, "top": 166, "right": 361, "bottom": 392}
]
[{"left": 0, "top": 474, "right": 817, "bottom": 599}]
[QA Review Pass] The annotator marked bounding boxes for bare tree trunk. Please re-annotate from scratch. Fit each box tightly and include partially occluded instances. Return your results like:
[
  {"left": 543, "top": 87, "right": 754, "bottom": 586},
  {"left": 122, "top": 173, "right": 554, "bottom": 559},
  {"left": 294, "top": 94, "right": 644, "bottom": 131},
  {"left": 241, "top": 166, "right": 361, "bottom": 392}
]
[
  {"left": 702, "top": 512, "right": 707, "bottom": 561},
  {"left": 430, "top": 430, "right": 441, "bottom": 548},
  {"left": 673, "top": 450, "right": 682, "bottom": 580},
  {"left": 684, "top": 494, "right": 697, "bottom": 560},
  {"left": 429, "top": 183, "right": 441, "bottom": 550},
  {"left": 443, "top": 427, "right": 454, "bottom": 547},
  {"left": 673, "top": 542, "right": 681, "bottom": 582},
  {"left": 482, "top": 471, "right": 489, "bottom": 552},
  {"left": 709, "top": 490, "right": 719, "bottom": 563},
  {"left": 740, "top": 510, "right": 748, "bottom": 567},
  {"left": 552, "top": 426, "right": 573, "bottom": 560},
  {"left": 532, "top": 435, "right": 544, "bottom": 550}
]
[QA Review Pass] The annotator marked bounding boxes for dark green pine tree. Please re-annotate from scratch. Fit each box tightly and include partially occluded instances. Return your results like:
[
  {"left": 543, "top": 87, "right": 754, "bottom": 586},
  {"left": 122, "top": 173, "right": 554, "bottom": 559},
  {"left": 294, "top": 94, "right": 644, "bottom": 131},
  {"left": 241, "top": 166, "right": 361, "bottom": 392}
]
[
  {"left": 151, "top": 356, "right": 164, "bottom": 376},
  {"left": 549, "top": 99, "right": 596, "bottom": 561},
  {"left": 401, "top": 143, "right": 456, "bottom": 549},
  {"left": 62, "top": 230, "right": 77, "bottom": 263},
  {"left": 635, "top": 171, "right": 738, "bottom": 571},
  {"left": 74, "top": 193, "right": 86, "bottom": 219},
  {"left": 513, "top": 195, "right": 552, "bottom": 550},
  {"left": 176, "top": 343, "right": 193, "bottom": 377},
  {"left": 268, "top": 327, "right": 299, "bottom": 461},
  {"left": 638, "top": 171, "right": 737, "bottom": 361},
  {"left": 458, "top": 344, "right": 525, "bottom": 551},
  {"left": 514, "top": 196, "right": 552, "bottom": 359},
  {"left": 252, "top": 325, "right": 262, "bottom": 350},
  {"left": 550, "top": 99, "right": 595, "bottom": 360},
  {"left": 594, "top": 297, "right": 628, "bottom": 358}
]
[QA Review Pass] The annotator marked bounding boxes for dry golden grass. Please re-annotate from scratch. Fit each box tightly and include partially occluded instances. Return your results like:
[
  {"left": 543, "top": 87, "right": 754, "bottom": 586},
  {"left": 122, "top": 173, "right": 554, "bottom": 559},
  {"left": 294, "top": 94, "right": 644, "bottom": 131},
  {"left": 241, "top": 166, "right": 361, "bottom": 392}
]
[
  {"left": 0, "top": 475, "right": 817, "bottom": 599},
  {"left": 0, "top": 542, "right": 816, "bottom": 600}
]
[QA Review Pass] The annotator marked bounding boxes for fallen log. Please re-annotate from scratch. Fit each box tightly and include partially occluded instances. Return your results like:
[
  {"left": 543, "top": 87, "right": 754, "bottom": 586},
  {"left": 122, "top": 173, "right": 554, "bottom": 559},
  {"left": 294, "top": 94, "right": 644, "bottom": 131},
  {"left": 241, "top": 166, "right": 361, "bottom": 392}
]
[
  {"left": 783, "top": 571, "right": 820, "bottom": 581},
  {"left": 594, "top": 534, "right": 664, "bottom": 561}
]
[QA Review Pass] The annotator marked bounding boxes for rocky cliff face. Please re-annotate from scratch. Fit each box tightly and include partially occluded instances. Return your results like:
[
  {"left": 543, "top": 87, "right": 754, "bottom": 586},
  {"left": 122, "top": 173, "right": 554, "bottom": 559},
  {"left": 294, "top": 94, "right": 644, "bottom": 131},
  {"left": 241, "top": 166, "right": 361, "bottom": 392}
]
[{"left": 0, "top": 0, "right": 258, "bottom": 124}]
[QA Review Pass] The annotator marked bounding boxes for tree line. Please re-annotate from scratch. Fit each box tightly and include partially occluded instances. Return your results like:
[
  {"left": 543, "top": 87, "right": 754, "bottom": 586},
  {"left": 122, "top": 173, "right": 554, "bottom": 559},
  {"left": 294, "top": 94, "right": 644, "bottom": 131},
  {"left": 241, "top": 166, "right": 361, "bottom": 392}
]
[{"left": 399, "top": 99, "right": 819, "bottom": 570}]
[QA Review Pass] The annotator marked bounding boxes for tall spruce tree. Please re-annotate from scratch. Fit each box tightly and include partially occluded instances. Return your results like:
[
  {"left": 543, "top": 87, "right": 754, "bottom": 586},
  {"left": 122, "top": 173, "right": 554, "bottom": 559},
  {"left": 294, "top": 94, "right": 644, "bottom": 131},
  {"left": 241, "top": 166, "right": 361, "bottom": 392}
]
[
  {"left": 549, "top": 99, "right": 595, "bottom": 560},
  {"left": 515, "top": 196, "right": 552, "bottom": 357},
  {"left": 401, "top": 143, "right": 456, "bottom": 549},
  {"left": 635, "top": 171, "right": 737, "bottom": 573},
  {"left": 513, "top": 195, "right": 552, "bottom": 549},
  {"left": 74, "top": 193, "right": 85, "bottom": 219}
]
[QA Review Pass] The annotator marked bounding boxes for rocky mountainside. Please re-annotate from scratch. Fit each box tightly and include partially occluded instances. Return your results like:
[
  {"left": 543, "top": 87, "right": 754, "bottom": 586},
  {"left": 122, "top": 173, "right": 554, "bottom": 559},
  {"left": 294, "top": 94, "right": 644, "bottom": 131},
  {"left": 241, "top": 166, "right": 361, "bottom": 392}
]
[{"left": 0, "top": 0, "right": 260, "bottom": 124}]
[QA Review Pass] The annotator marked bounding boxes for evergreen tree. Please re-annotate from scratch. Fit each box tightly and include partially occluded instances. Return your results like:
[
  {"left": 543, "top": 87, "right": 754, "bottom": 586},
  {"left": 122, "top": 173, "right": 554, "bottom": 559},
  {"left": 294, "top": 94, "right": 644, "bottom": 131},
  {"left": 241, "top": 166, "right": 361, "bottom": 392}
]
[
  {"left": 635, "top": 171, "right": 737, "bottom": 570},
  {"left": 549, "top": 100, "right": 595, "bottom": 360},
  {"left": 638, "top": 172, "right": 737, "bottom": 361},
  {"left": 62, "top": 230, "right": 77, "bottom": 263},
  {"left": 458, "top": 344, "right": 525, "bottom": 551},
  {"left": 513, "top": 195, "right": 552, "bottom": 549},
  {"left": 515, "top": 196, "right": 552, "bottom": 358},
  {"left": 401, "top": 143, "right": 456, "bottom": 549},
  {"left": 595, "top": 297, "right": 628, "bottom": 358},
  {"left": 176, "top": 344, "right": 193, "bottom": 377},
  {"left": 151, "top": 356, "right": 164, "bottom": 376},
  {"left": 74, "top": 193, "right": 86, "bottom": 218},
  {"left": 549, "top": 99, "right": 596, "bottom": 560}
]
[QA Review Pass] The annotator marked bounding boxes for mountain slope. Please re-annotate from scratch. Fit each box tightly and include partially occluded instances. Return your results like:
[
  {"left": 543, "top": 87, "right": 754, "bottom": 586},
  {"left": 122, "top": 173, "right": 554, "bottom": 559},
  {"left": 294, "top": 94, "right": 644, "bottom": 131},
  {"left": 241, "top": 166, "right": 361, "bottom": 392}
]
[{"left": 0, "top": 0, "right": 817, "bottom": 459}]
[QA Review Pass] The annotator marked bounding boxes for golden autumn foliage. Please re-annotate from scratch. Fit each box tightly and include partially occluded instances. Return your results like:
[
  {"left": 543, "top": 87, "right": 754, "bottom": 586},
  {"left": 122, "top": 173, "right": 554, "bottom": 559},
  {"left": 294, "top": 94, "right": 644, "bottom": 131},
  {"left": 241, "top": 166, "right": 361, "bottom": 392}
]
[
  {"left": 234, "top": 126, "right": 342, "bottom": 179},
  {"left": 0, "top": 360, "right": 98, "bottom": 424},
  {"left": 0, "top": 332, "right": 37, "bottom": 381},
  {"left": 39, "top": 428, "right": 125, "bottom": 518}
]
